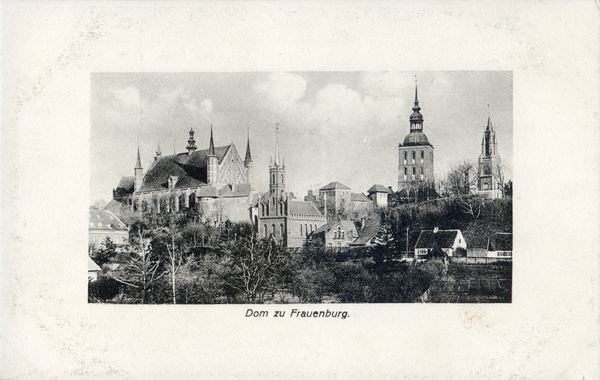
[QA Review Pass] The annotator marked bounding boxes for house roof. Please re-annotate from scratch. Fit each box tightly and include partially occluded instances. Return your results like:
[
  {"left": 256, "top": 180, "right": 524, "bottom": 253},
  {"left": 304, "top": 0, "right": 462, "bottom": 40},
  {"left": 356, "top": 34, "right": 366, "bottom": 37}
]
[
  {"left": 351, "top": 192, "right": 371, "bottom": 202},
  {"left": 289, "top": 200, "right": 323, "bottom": 217},
  {"left": 315, "top": 219, "right": 356, "bottom": 234},
  {"left": 89, "top": 209, "right": 128, "bottom": 231},
  {"left": 350, "top": 222, "right": 380, "bottom": 246},
  {"left": 467, "top": 233, "right": 512, "bottom": 251},
  {"left": 139, "top": 145, "right": 231, "bottom": 192},
  {"left": 367, "top": 184, "right": 393, "bottom": 194},
  {"left": 415, "top": 229, "right": 461, "bottom": 249},
  {"left": 89, "top": 257, "right": 102, "bottom": 272},
  {"left": 490, "top": 233, "right": 512, "bottom": 251},
  {"left": 319, "top": 181, "right": 350, "bottom": 191}
]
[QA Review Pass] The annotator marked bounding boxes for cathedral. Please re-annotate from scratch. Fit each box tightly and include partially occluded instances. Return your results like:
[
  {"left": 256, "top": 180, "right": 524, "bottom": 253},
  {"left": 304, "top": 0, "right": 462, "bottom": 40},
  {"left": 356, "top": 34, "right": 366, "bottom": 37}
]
[
  {"left": 477, "top": 115, "right": 503, "bottom": 198},
  {"left": 108, "top": 126, "right": 257, "bottom": 223},
  {"left": 257, "top": 125, "right": 327, "bottom": 248},
  {"left": 398, "top": 83, "right": 435, "bottom": 192}
]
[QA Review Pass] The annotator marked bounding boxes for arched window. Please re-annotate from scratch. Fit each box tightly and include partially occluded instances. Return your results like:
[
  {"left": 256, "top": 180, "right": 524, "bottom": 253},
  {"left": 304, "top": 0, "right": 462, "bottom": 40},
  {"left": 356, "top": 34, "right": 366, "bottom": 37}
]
[
  {"left": 266, "top": 204, "right": 269, "bottom": 216},
  {"left": 300, "top": 224, "right": 303, "bottom": 236},
  {"left": 420, "top": 151, "right": 424, "bottom": 164},
  {"left": 305, "top": 224, "right": 308, "bottom": 237},
  {"left": 310, "top": 224, "right": 313, "bottom": 233},
  {"left": 280, "top": 224, "right": 284, "bottom": 237},
  {"left": 261, "top": 204, "right": 265, "bottom": 216},
  {"left": 271, "top": 224, "right": 276, "bottom": 237},
  {"left": 412, "top": 167, "right": 416, "bottom": 180},
  {"left": 272, "top": 198, "right": 275, "bottom": 206},
  {"left": 263, "top": 225, "right": 267, "bottom": 238},
  {"left": 281, "top": 174, "right": 284, "bottom": 182},
  {"left": 403, "top": 151, "right": 407, "bottom": 164},
  {"left": 272, "top": 174, "right": 275, "bottom": 183},
  {"left": 279, "top": 203, "right": 283, "bottom": 215},
  {"left": 412, "top": 151, "right": 416, "bottom": 164}
]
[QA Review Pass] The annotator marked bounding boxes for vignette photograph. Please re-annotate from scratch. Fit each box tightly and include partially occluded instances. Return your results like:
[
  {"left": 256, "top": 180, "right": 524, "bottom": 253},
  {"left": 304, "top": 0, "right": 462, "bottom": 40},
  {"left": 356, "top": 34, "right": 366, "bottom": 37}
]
[{"left": 88, "top": 71, "right": 512, "bottom": 305}]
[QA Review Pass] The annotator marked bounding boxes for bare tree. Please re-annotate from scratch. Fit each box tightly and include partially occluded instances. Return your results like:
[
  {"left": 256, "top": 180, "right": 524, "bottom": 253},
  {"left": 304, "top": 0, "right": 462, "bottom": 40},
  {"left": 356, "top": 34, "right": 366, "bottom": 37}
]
[{"left": 446, "top": 161, "right": 478, "bottom": 196}]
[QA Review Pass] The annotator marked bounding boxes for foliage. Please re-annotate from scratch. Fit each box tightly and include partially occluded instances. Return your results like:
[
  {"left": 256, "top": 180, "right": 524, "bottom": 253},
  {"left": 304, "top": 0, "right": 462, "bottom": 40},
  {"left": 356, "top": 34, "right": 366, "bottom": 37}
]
[
  {"left": 88, "top": 275, "right": 121, "bottom": 302},
  {"left": 91, "top": 236, "right": 116, "bottom": 266}
]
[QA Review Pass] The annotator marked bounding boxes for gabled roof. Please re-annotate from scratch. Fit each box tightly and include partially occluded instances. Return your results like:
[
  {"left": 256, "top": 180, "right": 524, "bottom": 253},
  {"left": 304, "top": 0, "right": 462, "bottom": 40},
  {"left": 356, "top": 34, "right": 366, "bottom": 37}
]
[
  {"left": 89, "top": 209, "right": 128, "bottom": 231},
  {"left": 289, "top": 200, "right": 323, "bottom": 217},
  {"left": 350, "top": 222, "right": 380, "bottom": 246},
  {"left": 415, "top": 229, "right": 461, "bottom": 249},
  {"left": 315, "top": 220, "right": 356, "bottom": 234},
  {"left": 103, "top": 199, "right": 124, "bottom": 213},
  {"left": 351, "top": 192, "right": 370, "bottom": 202},
  {"left": 367, "top": 184, "right": 393, "bottom": 194},
  {"left": 89, "top": 257, "right": 102, "bottom": 272},
  {"left": 319, "top": 181, "right": 350, "bottom": 191},
  {"left": 139, "top": 145, "right": 231, "bottom": 192}
]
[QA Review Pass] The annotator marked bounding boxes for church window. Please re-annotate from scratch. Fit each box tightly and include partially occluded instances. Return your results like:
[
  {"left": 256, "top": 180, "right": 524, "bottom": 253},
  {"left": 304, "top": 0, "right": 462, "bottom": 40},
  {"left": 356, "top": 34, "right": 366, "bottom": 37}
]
[
  {"left": 280, "top": 224, "right": 284, "bottom": 237},
  {"left": 412, "top": 151, "right": 416, "bottom": 164},
  {"left": 305, "top": 224, "right": 308, "bottom": 237},
  {"left": 420, "top": 151, "right": 424, "bottom": 164},
  {"left": 263, "top": 225, "right": 267, "bottom": 238},
  {"left": 280, "top": 203, "right": 283, "bottom": 215},
  {"left": 403, "top": 151, "right": 407, "bottom": 165},
  {"left": 281, "top": 174, "right": 284, "bottom": 182},
  {"left": 310, "top": 224, "right": 313, "bottom": 233},
  {"left": 412, "top": 167, "right": 416, "bottom": 180},
  {"left": 300, "top": 224, "right": 303, "bottom": 236},
  {"left": 266, "top": 204, "right": 269, "bottom": 216},
  {"left": 273, "top": 198, "right": 275, "bottom": 206},
  {"left": 272, "top": 224, "right": 276, "bottom": 237}
]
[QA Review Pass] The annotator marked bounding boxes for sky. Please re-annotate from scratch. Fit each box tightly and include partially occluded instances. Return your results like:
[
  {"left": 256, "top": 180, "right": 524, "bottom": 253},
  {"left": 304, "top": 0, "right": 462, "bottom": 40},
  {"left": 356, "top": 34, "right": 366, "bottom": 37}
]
[{"left": 90, "top": 71, "right": 512, "bottom": 204}]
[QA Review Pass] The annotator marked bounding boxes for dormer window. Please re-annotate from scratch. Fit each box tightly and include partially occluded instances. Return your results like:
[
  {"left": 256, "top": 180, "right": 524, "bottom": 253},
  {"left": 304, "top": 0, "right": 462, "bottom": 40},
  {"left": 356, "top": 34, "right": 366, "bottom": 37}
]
[{"left": 168, "top": 176, "right": 179, "bottom": 189}]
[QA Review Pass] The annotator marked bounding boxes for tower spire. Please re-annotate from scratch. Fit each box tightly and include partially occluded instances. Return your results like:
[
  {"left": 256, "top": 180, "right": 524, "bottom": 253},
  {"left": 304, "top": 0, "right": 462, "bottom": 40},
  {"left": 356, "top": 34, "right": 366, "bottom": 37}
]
[
  {"left": 155, "top": 141, "right": 162, "bottom": 160},
  {"left": 244, "top": 125, "right": 252, "bottom": 162},
  {"left": 274, "top": 122, "right": 281, "bottom": 166},
  {"left": 208, "top": 125, "right": 215, "bottom": 156},
  {"left": 135, "top": 144, "right": 142, "bottom": 169},
  {"left": 409, "top": 78, "right": 423, "bottom": 131}
]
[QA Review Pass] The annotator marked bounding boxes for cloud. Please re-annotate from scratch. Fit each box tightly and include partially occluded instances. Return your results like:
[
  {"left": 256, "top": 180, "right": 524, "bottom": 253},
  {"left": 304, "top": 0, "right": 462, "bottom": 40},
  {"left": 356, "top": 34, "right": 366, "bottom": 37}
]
[
  {"left": 360, "top": 72, "right": 412, "bottom": 97},
  {"left": 200, "top": 99, "right": 213, "bottom": 113},
  {"left": 112, "top": 86, "right": 141, "bottom": 108},
  {"left": 255, "top": 72, "right": 307, "bottom": 113}
]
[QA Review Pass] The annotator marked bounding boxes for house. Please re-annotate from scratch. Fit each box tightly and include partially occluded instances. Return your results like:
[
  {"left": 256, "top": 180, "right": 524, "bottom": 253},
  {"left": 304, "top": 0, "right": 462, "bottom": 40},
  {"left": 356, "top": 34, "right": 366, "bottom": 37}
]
[
  {"left": 88, "top": 257, "right": 102, "bottom": 281},
  {"left": 89, "top": 208, "right": 129, "bottom": 252},
  {"left": 310, "top": 220, "right": 359, "bottom": 250},
  {"left": 348, "top": 220, "right": 380, "bottom": 248},
  {"left": 414, "top": 228, "right": 467, "bottom": 259},
  {"left": 467, "top": 233, "right": 512, "bottom": 259},
  {"left": 367, "top": 184, "right": 393, "bottom": 208}
]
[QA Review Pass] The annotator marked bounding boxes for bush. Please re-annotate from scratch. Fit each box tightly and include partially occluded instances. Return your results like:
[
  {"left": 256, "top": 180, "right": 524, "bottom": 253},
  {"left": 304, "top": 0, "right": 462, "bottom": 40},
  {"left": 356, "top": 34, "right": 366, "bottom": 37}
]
[{"left": 88, "top": 276, "right": 122, "bottom": 302}]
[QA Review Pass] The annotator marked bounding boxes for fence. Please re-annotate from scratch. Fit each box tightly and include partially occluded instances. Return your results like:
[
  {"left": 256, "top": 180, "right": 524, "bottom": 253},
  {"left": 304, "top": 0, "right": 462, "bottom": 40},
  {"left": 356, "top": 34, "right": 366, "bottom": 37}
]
[{"left": 450, "top": 256, "right": 512, "bottom": 264}]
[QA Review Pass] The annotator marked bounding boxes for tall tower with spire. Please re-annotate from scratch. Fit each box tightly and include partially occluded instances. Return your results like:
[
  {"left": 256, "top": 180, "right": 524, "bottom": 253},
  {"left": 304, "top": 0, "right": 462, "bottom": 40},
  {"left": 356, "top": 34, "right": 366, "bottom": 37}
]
[
  {"left": 478, "top": 110, "right": 502, "bottom": 198},
  {"left": 207, "top": 126, "right": 218, "bottom": 185},
  {"left": 269, "top": 123, "right": 286, "bottom": 198},
  {"left": 134, "top": 146, "right": 144, "bottom": 192},
  {"left": 398, "top": 79, "right": 435, "bottom": 193},
  {"left": 244, "top": 127, "right": 253, "bottom": 185}
]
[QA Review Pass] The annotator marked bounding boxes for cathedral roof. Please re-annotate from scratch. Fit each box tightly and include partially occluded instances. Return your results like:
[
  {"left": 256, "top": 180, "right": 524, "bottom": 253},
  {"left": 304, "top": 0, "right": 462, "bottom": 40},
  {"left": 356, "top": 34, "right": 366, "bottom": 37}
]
[
  {"left": 320, "top": 181, "right": 351, "bottom": 191},
  {"left": 116, "top": 176, "right": 134, "bottom": 192},
  {"left": 89, "top": 209, "right": 128, "bottom": 231},
  {"left": 219, "top": 183, "right": 252, "bottom": 198},
  {"left": 402, "top": 131, "right": 432, "bottom": 147},
  {"left": 138, "top": 145, "right": 231, "bottom": 192}
]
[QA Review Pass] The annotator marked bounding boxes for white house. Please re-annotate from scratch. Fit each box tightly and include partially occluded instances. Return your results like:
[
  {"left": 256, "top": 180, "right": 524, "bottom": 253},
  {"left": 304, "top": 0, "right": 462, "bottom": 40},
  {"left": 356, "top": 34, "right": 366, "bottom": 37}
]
[{"left": 414, "top": 228, "right": 467, "bottom": 259}]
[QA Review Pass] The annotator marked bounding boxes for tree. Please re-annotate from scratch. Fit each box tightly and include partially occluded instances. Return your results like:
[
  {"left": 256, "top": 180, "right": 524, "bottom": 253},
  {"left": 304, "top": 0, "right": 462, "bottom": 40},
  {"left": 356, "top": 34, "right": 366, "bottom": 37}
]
[
  {"left": 109, "top": 221, "right": 167, "bottom": 304},
  {"left": 91, "top": 236, "right": 116, "bottom": 266},
  {"left": 446, "top": 161, "right": 478, "bottom": 196},
  {"left": 504, "top": 180, "right": 513, "bottom": 197}
]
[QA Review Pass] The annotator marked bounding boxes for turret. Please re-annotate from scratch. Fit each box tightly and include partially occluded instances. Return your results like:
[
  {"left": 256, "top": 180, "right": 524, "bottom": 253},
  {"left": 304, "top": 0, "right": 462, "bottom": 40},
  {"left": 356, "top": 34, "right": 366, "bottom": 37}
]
[
  {"left": 186, "top": 128, "right": 197, "bottom": 155},
  {"left": 269, "top": 123, "right": 285, "bottom": 196}
]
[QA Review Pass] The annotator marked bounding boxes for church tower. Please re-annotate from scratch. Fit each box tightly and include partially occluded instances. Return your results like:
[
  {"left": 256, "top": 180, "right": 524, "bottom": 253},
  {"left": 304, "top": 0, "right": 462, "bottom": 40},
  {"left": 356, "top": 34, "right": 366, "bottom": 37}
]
[
  {"left": 398, "top": 80, "right": 435, "bottom": 192},
  {"left": 186, "top": 128, "right": 197, "bottom": 155},
  {"left": 269, "top": 123, "right": 286, "bottom": 199},
  {"left": 207, "top": 126, "right": 218, "bottom": 185},
  {"left": 244, "top": 127, "right": 253, "bottom": 185},
  {"left": 477, "top": 114, "right": 502, "bottom": 198},
  {"left": 134, "top": 146, "right": 143, "bottom": 192}
]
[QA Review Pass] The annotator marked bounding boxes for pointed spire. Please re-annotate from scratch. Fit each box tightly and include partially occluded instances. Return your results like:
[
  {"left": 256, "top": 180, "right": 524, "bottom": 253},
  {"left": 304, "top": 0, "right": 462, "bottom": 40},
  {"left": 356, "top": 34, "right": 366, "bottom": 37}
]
[
  {"left": 135, "top": 146, "right": 143, "bottom": 169},
  {"left": 274, "top": 122, "right": 281, "bottom": 166},
  {"left": 208, "top": 125, "right": 215, "bottom": 156},
  {"left": 244, "top": 125, "right": 252, "bottom": 162},
  {"left": 409, "top": 76, "right": 423, "bottom": 130},
  {"left": 155, "top": 141, "right": 162, "bottom": 159},
  {"left": 486, "top": 104, "right": 494, "bottom": 131}
]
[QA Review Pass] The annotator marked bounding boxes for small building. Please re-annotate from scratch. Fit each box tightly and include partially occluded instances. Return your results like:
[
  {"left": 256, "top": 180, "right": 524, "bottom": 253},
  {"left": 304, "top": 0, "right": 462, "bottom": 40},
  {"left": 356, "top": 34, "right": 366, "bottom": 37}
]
[
  {"left": 310, "top": 220, "right": 358, "bottom": 250},
  {"left": 467, "top": 233, "right": 512, "bottom": 259},
  {"left": 89, "top": 208, "right": 129, "bottom": 252},
  {"left": 367, "top": 184, "right": 393, "bottom": 208},
  {"left": 414, "top": 228, "right": 467, "bottom": 259},
  {"left": 348, "top": 220, "right": 380, "bottom": 248},
  {"left": 88, "top": 257, "right": 102, "bottom": 281}
]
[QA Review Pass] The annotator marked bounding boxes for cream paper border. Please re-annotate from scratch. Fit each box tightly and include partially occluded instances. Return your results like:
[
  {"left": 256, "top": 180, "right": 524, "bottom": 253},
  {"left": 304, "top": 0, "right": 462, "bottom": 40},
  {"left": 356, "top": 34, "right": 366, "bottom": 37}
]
[{"left": 2, "top": 1, "right": 599, "bottom": 379}]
